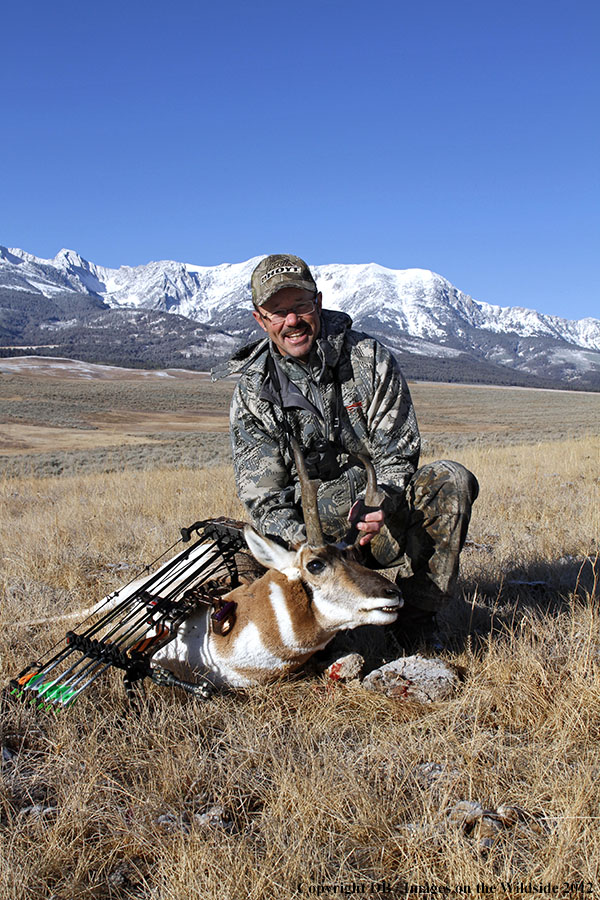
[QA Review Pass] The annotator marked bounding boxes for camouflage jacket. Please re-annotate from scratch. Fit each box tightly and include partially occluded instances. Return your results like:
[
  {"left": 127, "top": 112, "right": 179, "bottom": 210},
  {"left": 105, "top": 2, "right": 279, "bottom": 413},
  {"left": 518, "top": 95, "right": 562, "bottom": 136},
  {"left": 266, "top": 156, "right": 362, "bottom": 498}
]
[{"left": 219, "top": 310, "right": 421, "bottom": 561}]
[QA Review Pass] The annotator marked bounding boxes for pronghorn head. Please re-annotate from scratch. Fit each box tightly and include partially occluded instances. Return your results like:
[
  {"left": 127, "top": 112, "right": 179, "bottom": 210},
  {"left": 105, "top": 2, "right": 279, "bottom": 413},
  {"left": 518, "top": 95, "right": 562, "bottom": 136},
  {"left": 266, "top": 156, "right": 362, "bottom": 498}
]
[
  {"left": 241, "top": 438, "right": 402, "bottom": 634},
  {"left": 243, "top": 527, "right": 402, "bottom": 633}
]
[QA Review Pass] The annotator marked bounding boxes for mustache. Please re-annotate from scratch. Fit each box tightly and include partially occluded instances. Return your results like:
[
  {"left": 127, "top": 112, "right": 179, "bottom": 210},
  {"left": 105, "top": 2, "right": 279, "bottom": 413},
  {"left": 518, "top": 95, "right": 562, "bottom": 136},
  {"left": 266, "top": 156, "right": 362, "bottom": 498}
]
[{"left": 282, "top": 324, "right": 310, "bottom": 337}]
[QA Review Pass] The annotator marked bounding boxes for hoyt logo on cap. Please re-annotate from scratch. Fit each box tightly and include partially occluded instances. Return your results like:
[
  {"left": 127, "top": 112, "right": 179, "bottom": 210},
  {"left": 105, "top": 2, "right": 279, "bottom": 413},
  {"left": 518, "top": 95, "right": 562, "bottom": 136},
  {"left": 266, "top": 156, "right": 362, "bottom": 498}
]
[
  {"left": 260, "top": 264, "right": 302, "bottom": 285},
  {"left": 252, "top": 254, "right": 317, "bottom": 307}
]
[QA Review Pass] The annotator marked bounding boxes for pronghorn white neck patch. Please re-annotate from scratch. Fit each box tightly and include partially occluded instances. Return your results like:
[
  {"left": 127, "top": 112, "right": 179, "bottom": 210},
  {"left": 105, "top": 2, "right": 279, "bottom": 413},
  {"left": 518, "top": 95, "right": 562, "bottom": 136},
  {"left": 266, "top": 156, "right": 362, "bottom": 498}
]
[
  {"left": 269, "top": 582, "right": 299, "bottom": 648},
  {"left": 232, "top": 621, "right": 285, "bottom": 670}
]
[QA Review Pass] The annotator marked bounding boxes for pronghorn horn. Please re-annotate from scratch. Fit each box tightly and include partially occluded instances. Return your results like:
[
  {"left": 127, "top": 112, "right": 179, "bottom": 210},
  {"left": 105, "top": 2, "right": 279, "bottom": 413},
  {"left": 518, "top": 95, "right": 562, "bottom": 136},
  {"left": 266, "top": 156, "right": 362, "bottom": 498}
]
[
  {"left": 290, "top": 437, "right": 325, "bottom": 548},
  {"left": 357, "top": 454, "right": 385, "bottom": 508}
]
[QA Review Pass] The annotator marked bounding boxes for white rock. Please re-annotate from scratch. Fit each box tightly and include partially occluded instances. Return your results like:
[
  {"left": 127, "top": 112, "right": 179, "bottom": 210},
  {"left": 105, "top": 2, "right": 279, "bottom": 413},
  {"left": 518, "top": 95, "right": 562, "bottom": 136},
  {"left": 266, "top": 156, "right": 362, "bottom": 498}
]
[
  {"left": 194, "top": 805, "right": 234, "bottom": 832},
  {"left": 324, "top": 653, "right": 364, "bottom": 682},
  {"left": 361, "top": 655, "right": 461, "bottom": 702}
]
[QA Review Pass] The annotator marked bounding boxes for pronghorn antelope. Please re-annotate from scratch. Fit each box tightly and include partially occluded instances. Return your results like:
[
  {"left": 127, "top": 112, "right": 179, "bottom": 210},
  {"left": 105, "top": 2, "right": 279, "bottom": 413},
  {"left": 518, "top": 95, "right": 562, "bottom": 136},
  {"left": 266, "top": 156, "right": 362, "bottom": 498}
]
[
  {"left": 21, "top": 442, "right": 402, "bottom": 693},
  {"left": 153, "top": 442, "right": 401, "bottom": 687}
]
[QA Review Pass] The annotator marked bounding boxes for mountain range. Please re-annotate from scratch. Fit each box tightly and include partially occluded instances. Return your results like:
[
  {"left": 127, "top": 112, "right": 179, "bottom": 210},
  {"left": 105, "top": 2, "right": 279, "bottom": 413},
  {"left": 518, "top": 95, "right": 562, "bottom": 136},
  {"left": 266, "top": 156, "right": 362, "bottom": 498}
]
[{"left": 1, "top": 245, "right": 599, "bottom": 389}]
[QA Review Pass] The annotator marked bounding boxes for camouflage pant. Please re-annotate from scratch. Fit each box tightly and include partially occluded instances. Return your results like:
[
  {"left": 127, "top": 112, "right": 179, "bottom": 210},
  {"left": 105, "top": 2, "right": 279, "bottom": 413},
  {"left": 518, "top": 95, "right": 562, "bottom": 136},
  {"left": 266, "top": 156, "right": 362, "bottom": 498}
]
[{"left": 369, "top": 460, "right": 479, "bottom": 612}]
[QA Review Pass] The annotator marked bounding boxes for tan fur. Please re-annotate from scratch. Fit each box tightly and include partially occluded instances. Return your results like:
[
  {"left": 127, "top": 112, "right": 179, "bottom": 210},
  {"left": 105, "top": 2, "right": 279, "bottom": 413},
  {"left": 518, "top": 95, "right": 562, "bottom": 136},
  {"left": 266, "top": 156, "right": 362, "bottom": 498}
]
[{"left": 212, "top": 570, "right": 323, "bottom": 659}]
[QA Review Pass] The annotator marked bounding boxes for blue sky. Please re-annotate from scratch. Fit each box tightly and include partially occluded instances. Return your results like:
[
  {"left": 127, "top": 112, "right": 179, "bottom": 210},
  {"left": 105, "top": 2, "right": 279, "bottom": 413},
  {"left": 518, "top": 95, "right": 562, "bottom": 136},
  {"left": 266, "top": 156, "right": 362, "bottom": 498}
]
[{"left": 2, "top": 0, "right": 598, "bottom": 320}]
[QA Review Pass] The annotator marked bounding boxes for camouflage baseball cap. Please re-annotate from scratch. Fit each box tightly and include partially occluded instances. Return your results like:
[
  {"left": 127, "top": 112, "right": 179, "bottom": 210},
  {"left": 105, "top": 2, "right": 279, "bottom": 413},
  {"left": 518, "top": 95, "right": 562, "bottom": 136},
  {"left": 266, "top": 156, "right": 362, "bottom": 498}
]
[{"left": 251, "top": 254, "right": 317, "bottom": 307}]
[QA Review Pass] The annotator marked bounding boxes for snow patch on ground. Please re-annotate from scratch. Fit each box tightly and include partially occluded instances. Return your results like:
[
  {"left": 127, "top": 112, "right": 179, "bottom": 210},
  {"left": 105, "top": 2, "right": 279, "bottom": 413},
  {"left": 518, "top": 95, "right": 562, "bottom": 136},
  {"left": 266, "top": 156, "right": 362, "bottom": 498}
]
[{"left": 0, "top": 356, "right": 211, "bottom": 380}]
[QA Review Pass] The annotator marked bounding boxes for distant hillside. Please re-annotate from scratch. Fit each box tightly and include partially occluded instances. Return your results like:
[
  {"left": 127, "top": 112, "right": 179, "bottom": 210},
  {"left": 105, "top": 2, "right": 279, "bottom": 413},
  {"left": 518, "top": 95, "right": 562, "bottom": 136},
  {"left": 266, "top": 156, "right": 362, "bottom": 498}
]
[{"left": 0, "top": 287, "right": 237, "bottom": 372}]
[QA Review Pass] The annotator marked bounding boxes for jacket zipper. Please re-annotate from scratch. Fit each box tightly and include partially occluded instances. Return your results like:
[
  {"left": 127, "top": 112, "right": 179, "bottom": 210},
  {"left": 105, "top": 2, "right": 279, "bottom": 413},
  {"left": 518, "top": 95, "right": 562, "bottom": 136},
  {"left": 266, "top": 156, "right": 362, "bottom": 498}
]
[{"left": 306, "top": 375, "right": 329, "bottom": 441}]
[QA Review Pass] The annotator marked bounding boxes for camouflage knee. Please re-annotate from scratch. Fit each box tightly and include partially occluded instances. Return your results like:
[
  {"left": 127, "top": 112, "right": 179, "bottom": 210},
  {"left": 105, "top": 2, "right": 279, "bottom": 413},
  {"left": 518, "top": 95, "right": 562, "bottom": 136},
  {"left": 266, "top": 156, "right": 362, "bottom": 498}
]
[
  {"left": 364, "top": 460, "right": 478, "bottom": 571},
  {"left": 409, "top": 460, "right": 479, "bottom": 518},
  {"left": 395, "top": 459, "right": 479, "bottom": 611}
]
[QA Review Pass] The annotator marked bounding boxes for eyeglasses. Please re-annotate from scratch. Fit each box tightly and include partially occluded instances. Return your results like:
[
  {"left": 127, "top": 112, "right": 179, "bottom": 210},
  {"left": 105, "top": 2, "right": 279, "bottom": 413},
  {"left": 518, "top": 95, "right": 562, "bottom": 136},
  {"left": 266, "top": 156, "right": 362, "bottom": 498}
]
[{"left": 259, "top": 297, "right": 318, "bottom": 325}]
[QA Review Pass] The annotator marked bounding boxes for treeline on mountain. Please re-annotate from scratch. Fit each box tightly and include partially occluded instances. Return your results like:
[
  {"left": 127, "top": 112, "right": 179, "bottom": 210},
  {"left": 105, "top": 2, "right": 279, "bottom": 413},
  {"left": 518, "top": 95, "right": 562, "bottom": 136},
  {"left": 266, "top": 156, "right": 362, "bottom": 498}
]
[
  {"left": 392, "top": 351, "right": 572, "bottom": 390},
  {"left": 0, "top": 287, "right": 235, "bottom": 370},
  {"left": 0, "top": 341, "right": 587, "bottom": 390},
  {"left": 0, "top": 287, "right": 107, "bottom": 329},
  {"left": 0, "top": 329, "right": 221, "bottom": 372}
]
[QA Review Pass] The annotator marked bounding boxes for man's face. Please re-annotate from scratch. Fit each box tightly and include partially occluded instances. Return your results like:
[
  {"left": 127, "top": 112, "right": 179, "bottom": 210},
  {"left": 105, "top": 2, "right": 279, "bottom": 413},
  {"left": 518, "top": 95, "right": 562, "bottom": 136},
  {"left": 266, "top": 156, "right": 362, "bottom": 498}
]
[{"left": 253, "top": 286, "right": 322, "bottom": 361}]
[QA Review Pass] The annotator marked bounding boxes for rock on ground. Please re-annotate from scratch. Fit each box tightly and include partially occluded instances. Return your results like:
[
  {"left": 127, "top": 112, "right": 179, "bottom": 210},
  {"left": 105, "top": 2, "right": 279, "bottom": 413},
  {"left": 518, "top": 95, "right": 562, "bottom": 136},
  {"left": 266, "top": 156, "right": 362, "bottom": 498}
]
[
  {"left": 324, "top": 653, "right": 364, "bottom": 682},
  {"left": 361, "top": 655, "right": 461, "bottom": 702}
]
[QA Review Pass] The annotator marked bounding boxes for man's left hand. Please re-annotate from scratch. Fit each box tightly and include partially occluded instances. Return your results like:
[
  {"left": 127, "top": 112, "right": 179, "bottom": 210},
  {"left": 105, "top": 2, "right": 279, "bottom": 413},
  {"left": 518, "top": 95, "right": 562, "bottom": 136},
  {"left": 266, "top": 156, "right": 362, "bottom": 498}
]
[{"left": 349, "top": 502, "right": 385, "bottom": 546}]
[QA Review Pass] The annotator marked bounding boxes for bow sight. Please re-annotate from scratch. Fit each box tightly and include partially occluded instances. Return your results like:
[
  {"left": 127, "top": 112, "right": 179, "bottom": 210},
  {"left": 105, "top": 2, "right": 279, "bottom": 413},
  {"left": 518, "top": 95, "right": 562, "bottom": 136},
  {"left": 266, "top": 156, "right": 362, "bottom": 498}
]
[{"left": 6, "top": 518, "right": 248, "bottom": 711}]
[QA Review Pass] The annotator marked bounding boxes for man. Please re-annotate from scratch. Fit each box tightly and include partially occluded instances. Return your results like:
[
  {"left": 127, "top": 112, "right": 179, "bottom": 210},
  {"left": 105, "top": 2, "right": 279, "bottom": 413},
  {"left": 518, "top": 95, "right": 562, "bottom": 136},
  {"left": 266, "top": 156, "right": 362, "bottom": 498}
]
[{"left": 218, "top": 253, "right": 479, "bottom": 646}]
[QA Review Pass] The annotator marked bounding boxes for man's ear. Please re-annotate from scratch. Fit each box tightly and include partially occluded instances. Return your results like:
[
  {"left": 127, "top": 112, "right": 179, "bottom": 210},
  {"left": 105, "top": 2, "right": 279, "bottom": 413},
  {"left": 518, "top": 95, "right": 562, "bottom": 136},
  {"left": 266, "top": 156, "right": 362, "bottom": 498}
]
[
  {"left": 315, "top": 291, "right": 323, "bottom": 313},
  {"left": 252, "top": 308, "right": 268, "bottom": 333}
]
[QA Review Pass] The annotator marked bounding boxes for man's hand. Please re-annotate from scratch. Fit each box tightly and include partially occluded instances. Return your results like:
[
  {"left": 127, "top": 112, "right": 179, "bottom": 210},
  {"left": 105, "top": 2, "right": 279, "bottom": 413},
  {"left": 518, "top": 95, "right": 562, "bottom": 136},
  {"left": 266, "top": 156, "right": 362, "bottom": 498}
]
[{"left": 348, "top": 501, "right": 385, "bottom": 546}]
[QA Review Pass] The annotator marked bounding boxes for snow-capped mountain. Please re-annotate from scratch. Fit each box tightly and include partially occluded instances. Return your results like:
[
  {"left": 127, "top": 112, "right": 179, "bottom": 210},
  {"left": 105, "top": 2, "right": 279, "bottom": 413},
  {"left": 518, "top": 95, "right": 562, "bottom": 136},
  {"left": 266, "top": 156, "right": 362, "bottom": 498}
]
[
  {"left": 312, "top": 263, "right": 600, "bottom": 351},
  {"left": 1, "top": 245, "right": 599, "bottom": 388},
  {"left": 0, "top": 246, "right": 257, "bottom": 324}
]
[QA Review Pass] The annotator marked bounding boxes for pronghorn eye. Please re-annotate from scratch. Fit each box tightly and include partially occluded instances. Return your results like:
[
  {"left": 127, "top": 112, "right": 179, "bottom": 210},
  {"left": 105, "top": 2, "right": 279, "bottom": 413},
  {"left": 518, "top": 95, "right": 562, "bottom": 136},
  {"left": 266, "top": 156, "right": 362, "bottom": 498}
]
[{"left": 306, "top": 558, "right": 326, "bottom": 575}]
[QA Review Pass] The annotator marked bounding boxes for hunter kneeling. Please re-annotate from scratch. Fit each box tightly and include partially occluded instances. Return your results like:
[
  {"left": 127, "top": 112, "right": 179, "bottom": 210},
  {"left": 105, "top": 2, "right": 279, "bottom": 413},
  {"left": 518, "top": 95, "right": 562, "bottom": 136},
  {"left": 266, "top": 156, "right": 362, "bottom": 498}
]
[{"left": 217, "top": 254, "right": 479, "bottom": 651}]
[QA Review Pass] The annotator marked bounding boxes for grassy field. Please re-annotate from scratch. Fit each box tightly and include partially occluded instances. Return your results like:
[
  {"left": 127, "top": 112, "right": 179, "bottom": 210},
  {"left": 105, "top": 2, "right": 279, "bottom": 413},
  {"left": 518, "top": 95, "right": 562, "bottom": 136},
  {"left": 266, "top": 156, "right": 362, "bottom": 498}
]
[
  {"left": 0, "top": 367, "right": 598, "bottom": 476},
  {"left": 1, "top": 368, "right": 599, "bottom": 899},
  {"left": 0, "top": 367, "right": 234, "bottom": 477}
]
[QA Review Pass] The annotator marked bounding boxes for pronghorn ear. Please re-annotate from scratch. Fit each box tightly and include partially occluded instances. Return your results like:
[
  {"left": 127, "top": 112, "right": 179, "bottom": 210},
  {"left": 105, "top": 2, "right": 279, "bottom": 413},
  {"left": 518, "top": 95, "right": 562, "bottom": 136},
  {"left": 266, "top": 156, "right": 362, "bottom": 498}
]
[{"left": 243, "top": 526, "right": 297, "bottom": 572}]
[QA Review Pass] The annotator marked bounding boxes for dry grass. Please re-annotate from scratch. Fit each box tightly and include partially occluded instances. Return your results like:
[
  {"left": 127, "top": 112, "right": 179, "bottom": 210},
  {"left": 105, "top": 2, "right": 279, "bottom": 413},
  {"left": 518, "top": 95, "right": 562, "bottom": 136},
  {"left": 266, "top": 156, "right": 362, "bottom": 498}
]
[
  {"left": 410, "top": 382, "right": 600, "bottom": 455},
  {"left": 0, "top": 370, "right": 234, "bottom": 477},
  {"left": 1, "top": 376, "right": 600, "bottom": 898}
]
